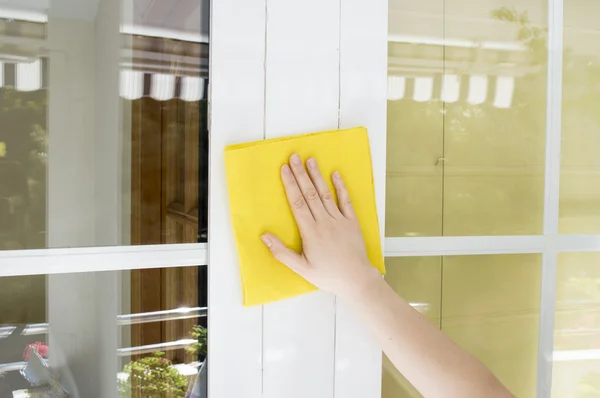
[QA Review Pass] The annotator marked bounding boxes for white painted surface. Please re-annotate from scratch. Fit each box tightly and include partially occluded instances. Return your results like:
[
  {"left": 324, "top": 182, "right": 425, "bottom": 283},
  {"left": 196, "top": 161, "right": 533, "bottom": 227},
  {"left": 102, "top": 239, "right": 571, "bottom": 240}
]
[
  {"left": 262, "top": 0, "right": 339, "bottom": 396},
  {"left": 208, "top": 0, "right": 265, "bottom": 397},
  {"left": 384, "top": 236, "right": 546, "bottom": 257},
  {"left": 0, "top": 243, "right": 208, "bottom": 277},
  {"left": 16, "top": 234, "right": 600, "bottom": 275},
  {"left": 335, "top": 0, "right": 388, "bottom": 396},
  {"left": 537, "top": 0, "right": 564, "bottom": 397}
]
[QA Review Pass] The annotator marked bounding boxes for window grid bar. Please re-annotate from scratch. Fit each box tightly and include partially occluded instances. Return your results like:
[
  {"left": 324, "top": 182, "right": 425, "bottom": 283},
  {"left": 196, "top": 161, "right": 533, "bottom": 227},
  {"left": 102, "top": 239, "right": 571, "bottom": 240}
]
[
  {"left": 3, "top": 233, "right": 600, "bottom": 277},
  {"left": 537, "top": 0, "right": 564, "bottom": 395},
  {"left": 384, "top": 235, "right": 600, "bottom": 258},
  {"left": 384, "top": 236, "right": 545, "bottom": 257},
  {"left": 10, "top": 306, "right": 209, "bottom": 338},
  {"left": 0, "top": 243, "right": 207, "bottom": 277}
]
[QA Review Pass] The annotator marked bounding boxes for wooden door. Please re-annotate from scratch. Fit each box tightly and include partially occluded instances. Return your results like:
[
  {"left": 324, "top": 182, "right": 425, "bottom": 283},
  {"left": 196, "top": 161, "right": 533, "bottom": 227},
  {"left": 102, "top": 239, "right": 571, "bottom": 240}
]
[{"left": 130, "top": 95, "right": 206, "bottom": 363}]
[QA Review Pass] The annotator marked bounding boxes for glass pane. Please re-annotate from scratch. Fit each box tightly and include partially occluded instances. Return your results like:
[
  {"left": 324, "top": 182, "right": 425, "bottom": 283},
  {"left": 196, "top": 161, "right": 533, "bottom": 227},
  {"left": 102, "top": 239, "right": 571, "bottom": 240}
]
[
  {"left": 0, "top": 0, "right": 209, "bottom": 250},
  {"left": 552, "top": 253, "right": 600, "bottom": 397},
  {"left": 443, "top": 254, "right": 541, "bottom": 398},
  {"left": 0, "top": 266, "right": 206, "bottom": 396},
  {"left": 382, "top": 254, "right": 541, "bottom": 398},
  {"left": 559, "top": 2, "right": 600, "bottom": 234},
  {"left": 386, "top": 1, "right": 444, "bottom": 237},
  {"left": 382, "top": 257, "right": 442, "bottom": 398},
  {"left": 386, "top": 0, "right": 546, "bottom": 237}
]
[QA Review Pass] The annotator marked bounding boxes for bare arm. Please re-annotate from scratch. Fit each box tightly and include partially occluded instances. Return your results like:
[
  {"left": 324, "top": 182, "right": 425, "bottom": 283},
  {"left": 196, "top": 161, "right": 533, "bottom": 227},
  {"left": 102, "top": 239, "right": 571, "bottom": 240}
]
[
  {"left": 346, "top": 275, "right": 514, "bottom": 398},
  {"left": 261, "top": 155, "right": 515, "bottom": 398}
]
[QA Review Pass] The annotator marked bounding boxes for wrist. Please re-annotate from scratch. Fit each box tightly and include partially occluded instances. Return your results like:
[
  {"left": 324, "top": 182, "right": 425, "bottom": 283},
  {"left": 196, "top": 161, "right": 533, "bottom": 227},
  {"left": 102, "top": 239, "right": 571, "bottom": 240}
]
[{"left": 343, "top": 265, "right": 386, "bottom": 305}]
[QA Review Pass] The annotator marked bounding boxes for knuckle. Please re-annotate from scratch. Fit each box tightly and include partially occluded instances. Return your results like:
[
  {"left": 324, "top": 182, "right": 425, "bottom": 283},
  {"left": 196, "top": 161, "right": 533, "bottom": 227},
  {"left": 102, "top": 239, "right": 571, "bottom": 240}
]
[
  {"left": 293, "top": 196, "right": 307, "bottom": 209},
  {"left": 321, "top": 191, "right": 333, "bottom": 201},
  {"left": 306, "top": 188, "right": 319, "bottom": 200},
  {"left": 272, "top": 251, "right": 283, "bottom": 261}
]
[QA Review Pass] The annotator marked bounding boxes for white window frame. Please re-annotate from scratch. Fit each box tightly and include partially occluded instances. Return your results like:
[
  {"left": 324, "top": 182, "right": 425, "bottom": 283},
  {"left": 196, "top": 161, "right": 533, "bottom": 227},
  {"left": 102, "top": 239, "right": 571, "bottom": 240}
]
[{"left": 0, "top": 0, "right": 597, "bottom": 397}]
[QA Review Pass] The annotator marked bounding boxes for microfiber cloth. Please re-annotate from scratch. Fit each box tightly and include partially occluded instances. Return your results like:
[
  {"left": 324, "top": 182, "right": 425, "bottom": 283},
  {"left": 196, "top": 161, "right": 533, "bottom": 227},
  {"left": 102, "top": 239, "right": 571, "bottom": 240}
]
[{"left": 225, "top": 126, "right": 385, "bottom": 306}]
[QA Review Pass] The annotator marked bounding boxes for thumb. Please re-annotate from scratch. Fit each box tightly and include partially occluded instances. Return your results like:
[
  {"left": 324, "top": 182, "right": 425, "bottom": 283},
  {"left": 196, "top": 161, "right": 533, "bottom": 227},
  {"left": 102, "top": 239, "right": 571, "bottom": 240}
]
[{"left": 261, "top": 233, "right": 304, "bottom": 270}]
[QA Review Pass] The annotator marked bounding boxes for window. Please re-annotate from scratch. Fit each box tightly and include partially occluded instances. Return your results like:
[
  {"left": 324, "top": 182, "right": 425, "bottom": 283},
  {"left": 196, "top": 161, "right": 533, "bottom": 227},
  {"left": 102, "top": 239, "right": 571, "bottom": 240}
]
[
  {"left": 383, "top": 1, "right": 600, "bottom": 397},
  {"left": 1, "top": 0, "right": 598, "bottom": 397},
  {"left": 0, "top": 0, "right": 209, "bottom": 395}
]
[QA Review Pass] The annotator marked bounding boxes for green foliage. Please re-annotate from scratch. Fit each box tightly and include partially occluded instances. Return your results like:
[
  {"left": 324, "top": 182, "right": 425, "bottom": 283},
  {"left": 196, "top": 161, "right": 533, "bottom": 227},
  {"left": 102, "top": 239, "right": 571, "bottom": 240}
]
[
  {"left": 118, "top": 352, "right": 188, "bottom": 398},
  {"left": 490, "top": 7, "right": 547, "bottom": 64},
  {"left": 186, "top": 325, "right": 207, "bottom": 357},
  {"left": 0, "top": 86, "right": 48, "bottom": 250}
]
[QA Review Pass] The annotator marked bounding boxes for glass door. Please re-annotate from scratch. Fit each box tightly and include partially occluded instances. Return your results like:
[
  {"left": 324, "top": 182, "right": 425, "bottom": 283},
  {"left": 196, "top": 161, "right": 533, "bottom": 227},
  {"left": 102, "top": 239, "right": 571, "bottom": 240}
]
[
  {"left": 0, "top": 0, "right": 209, "bottom": 395},
  {"left": 383, "top": 0, "right": 600, "bottom": 397}
]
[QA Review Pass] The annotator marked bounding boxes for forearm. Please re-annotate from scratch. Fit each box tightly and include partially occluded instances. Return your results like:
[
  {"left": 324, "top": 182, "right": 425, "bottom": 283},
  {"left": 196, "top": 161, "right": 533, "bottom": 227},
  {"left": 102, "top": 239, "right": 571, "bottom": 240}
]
[{"left": 346, "top": 276, "right": 514, "bottom": 398}]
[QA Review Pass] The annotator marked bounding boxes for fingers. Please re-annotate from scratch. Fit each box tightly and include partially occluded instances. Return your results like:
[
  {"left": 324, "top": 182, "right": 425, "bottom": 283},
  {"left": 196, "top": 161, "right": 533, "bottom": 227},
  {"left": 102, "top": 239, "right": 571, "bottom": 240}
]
[
  {"left": 288, "top": 154, "right": 328, "bottom": 220},
  {"left": 306, "top": 158, "right": 341, "bottom": 218},
  {"left": 281, "top": 164, "right": 315, "bottom": 230},
  {"left": 261, "top": 233, "right": 305, "bottom": 271},
  {"left": 333, "top": 171, "right": 356, "bottom": 219}
]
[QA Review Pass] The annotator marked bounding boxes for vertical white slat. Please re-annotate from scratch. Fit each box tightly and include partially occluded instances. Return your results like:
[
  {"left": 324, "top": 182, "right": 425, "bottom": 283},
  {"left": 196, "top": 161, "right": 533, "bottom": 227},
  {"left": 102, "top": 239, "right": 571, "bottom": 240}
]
[
  {"left": 46, "top": 12, "right": 102, "bottom": 396},
  {"left": 262, "top": 0, "right": 340, "bottom": 397},
  {"left": 208, "top": 1, "right": 265, "bottom": 398},
  {"left": 335, "top": 0, "right": 388, "bottom": 397},
  {"left": 537, "top": 0, "right": 564, "bottom": 396}
]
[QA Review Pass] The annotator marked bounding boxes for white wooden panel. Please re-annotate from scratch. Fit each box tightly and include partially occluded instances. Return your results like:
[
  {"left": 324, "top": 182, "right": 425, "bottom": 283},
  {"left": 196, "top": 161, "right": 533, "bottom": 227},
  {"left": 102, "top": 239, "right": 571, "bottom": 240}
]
[
  {"left": 262, "top": 0, "right": 340, "bottom": 397},
  {"left": 208, "top": 1, "right": 265, "bottom": 398},
  {"left": 0, "top": 243, "right": 207, "bottom": 277},
  {"left": 537, "top": 0, "right": 564, "bottom": 396},
  {"left": 384, "top": 236, "right": 545, "bottom": 257},
  {"left": 335, "top": 0, "right": 388, "bottom": 396}
]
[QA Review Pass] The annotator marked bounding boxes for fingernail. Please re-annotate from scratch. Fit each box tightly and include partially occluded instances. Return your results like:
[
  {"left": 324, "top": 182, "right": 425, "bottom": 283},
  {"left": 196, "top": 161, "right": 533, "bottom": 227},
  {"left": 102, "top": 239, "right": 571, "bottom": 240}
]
[
  {"left": 333, "top": 171, "right": 341, "bottom": 180},
  {"left": 282, "top": 164, "right": 292, "bottom": 174},
  {"left": 261, "top": 235, "right": 272, "bottom": 247},
  {"left": 291, "top": 153, "right": 301, "bottom": 165},
  {"left": 307, "top": 158, "right": 316, "bottom": 169}
]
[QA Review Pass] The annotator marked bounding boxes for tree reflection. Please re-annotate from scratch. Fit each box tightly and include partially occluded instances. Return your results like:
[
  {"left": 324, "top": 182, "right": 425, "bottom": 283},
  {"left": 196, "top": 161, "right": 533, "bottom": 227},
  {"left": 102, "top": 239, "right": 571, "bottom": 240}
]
[{"left": 0, "top": 86, "right": 47, "bottom": 250}]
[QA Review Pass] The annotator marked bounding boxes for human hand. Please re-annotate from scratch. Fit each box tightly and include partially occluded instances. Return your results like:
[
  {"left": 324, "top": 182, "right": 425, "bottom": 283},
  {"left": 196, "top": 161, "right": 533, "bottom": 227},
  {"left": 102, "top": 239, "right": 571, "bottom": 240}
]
[{"left": 260, "top": 154, "right": 381, "bottom": 300}]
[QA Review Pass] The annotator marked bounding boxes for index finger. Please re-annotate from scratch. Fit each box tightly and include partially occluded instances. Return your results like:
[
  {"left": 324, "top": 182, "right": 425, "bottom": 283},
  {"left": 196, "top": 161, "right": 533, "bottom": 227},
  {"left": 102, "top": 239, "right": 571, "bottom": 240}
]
[{"left": 281, "top": 164, "right": 315, "bottom": 230}]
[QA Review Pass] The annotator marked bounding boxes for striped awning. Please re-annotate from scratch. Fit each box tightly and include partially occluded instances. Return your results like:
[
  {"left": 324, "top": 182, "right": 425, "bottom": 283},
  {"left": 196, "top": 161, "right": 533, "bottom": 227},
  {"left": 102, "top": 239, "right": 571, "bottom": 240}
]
[
  {"left": 120, "top": 70, "right": 207, "bottom": 102},
  {"left": 0, "top": 59, "right": 48, "bottom": 92},
  {"left": 0, "top": 59, "right": 207, "bottom": 102},
  {"left": 3, "top": 59, "right": 511, "bottom": 106},
  {"left": 387, "top": 74, "right": 515, "bottom": 108}
]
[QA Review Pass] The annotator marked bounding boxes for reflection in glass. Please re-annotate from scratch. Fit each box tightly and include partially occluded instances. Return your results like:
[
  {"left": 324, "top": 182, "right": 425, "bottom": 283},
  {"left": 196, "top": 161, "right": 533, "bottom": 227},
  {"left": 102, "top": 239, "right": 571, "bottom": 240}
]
[
  {"left": 0, "top": 0, "right": 209, "bottom": 396},
  {"left": 559, "top": 1, "right": 600, "bottom": 234},
  {"left": 467, "top": 75, "right": 488, "bottom": 105},
  {"left": 0, "top": 0, "right": 209, "bottom": 251},
  {"left": 441, "top": 254, "right": 541, "bottom": 398},
  {"left": 552, "top": 253, "right": 600, "bottom": 397},
  {"left": 386, "top": 0, "right": 547, "bottom": 237},
  {"left": 382, "top": 257, "right": 441, "bottom": 398},
  {"left": 0, "top": 266, "right": 205, "bottom": 396},
  {"left": 382, "top": 254, "right": 541, "bottom": 398}
]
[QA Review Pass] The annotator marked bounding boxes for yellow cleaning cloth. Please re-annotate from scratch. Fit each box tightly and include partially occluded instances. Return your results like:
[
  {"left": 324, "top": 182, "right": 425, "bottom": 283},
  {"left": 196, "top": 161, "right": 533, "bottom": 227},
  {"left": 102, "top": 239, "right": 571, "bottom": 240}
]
[{"left": 225, "top": 126, "right": 385, "bottom": 306}]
